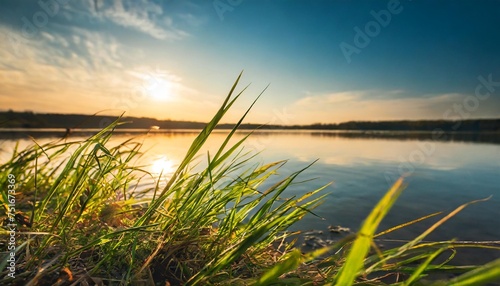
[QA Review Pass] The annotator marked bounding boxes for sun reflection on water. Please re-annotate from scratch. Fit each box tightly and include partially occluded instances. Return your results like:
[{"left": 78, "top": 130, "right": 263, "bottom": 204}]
[{"left": 150, "top": 156, "right": 176, "bottom": 176}]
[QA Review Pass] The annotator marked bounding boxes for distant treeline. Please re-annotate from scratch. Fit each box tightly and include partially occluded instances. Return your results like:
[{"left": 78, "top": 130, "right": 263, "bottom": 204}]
[
  {"left": 0, "top": 111, "right": 206, "bottom": 129},
  {"left": 1, "top": 110, "right": 500, "bottom": 132}
]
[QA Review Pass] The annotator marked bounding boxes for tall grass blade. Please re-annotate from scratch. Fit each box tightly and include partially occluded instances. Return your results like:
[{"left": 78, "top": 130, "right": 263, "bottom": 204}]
[
  {"left": 443, "top": 258, "right": 500, "bottom": 286},
  {"left": 334, "top": 178, "right": 404, "bottom": 285}
]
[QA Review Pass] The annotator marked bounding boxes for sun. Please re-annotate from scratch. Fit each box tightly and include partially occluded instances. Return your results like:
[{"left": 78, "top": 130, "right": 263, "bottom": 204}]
[{"left": 144, "top": 76, "right": 173, "bottom": 101}]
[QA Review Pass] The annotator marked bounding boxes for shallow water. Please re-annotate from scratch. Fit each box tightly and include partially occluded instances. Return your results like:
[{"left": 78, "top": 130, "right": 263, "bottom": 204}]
[{"left": 1, "top": 130, "right": 499, "bottom": 265}]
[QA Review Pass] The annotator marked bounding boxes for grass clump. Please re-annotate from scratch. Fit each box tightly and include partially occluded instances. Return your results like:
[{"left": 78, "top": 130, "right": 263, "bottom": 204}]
[{"left": 1, "top": 73, "right": 499, "bottom": 285}]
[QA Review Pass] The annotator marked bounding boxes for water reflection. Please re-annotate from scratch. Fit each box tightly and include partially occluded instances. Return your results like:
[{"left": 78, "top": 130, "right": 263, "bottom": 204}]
[
  {"left": 129, "top": 155, "right": 178, "bottom": 198},
  {"left": 2, "top": 129, "right": 500, "bottom": 145},
  {"left": 308, "top": 130, "right": 500, "bottom": 144},
  {"left": 150, "top": 156, "right": 176, "bottom": 176}
]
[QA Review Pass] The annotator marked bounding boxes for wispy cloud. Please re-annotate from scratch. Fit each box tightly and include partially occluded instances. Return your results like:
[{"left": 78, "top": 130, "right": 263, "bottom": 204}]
[
  {"left": 295, "top": 90, "right": 411, "bottom": 107},
  {"left": 295, "top": 90, "right": 366, "bottom": 106},
  {"left": 0, "top": 19, "right": 208, "bottom": 119},
  {"left": 0, "top": 23, "right": 136, "bottom": 111},
  {"left": 289, "top": 90, "right": 499, "bottom": 124},
  {"left": 72, "top": 0, "right": 189, "bottom": 40}
]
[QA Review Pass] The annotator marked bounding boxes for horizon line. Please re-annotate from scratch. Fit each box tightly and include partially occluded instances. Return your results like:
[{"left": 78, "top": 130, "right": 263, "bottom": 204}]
[{"left": 2, "top": 109, "right": 500, "bottom": 127}]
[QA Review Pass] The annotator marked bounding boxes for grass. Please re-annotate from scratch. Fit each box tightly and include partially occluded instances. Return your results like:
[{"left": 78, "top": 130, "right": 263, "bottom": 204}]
[{"left": 1, "top": 73, "right": 499, "bottom": 285}]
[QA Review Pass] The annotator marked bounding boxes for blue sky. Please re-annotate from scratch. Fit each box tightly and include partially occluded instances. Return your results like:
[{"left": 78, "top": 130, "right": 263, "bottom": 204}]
[{"left": 1, "top": 0, "right": 499, "bottom": 124}]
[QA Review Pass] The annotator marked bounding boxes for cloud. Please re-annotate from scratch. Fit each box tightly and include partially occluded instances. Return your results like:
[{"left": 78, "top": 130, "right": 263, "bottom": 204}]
[
  {"left": 289, "top": 90, "right": 499, "bottom": 124},
  {"left": 127, "top": 67, "right": 198, "bottom": 101},
  {"left": 295, "top": 90, "right": 365, "bottom": 106},
  {"left": 0, "top": 21, "right": 208, "bottom": 120},
  {"left": 295, "top": 90, "right": 414, "bottom": 107},
  {"left": 0, "top": 0, "right": 211, "bottom": 118},
  {"left": 178, "top": 13, "right": 206, "bottom": 27},
  {"left": 0, "top": 23, "right": 135, "bottom": 111},
  {"left": 68, "top": 0, "right": 189, "bottom": 40},
  {"left": 0, "top": 0, "right": 201, "bottom": 43}
]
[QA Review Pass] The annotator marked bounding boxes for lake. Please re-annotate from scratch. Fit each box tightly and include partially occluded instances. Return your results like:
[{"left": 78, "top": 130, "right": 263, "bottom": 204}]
[{"left": 1, "top": 129, "right": 499, "bottom": 265}]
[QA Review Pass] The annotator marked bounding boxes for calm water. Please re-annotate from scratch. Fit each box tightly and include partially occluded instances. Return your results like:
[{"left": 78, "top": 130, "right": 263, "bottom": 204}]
[{"left": 1, "top": 130, "right": 499, "bottom": 264}]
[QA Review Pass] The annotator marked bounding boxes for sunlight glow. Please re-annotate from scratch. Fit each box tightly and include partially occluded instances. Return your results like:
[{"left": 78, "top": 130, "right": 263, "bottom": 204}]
[
  {"left": 151, "top": 157, "right": 175, "bottom": 175},
  {"left": 144, "top": 77, "right": 173, "bottom": 101}
]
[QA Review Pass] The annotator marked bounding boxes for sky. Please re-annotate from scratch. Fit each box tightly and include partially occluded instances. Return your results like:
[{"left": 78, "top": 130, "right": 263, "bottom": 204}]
[{"left": 1, "top": 0, "right": 499, "bottom": 125}]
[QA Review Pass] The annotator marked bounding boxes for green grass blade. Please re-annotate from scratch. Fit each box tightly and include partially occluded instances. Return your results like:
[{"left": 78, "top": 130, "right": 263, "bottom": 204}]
[
  {"left": 254, "top": 249, "right": 303, "bottom": 285},
  {"left": 403, "top": 247, "right": 447, "bottom": 285},
  {"left": 255, "top": 245, "right": 333, "bottom": 286},
  {"left": 334, "top": 178, "right": 404, "bottom": 286},
  {"left": 444, "top": 258, "right": 500, "bottom": 286}
]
